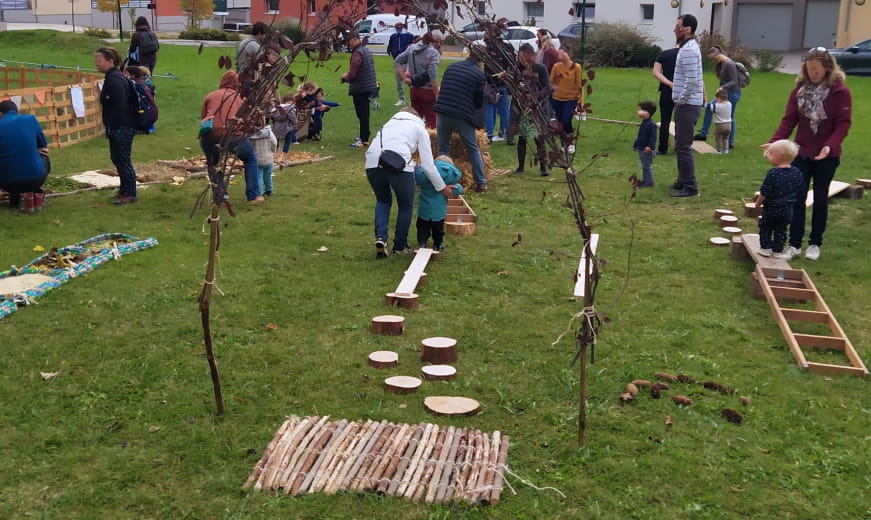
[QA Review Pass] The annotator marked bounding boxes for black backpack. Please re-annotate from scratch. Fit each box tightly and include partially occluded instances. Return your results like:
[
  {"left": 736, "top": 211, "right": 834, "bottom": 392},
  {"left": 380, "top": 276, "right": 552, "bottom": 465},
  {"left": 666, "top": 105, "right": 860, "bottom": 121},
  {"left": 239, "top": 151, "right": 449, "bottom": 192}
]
[
  {"left": 138, "top": 30, "right": 159, "bottom": 55},
  {"left": 128, "top": 79, "right": 158, "bottom": 131}
]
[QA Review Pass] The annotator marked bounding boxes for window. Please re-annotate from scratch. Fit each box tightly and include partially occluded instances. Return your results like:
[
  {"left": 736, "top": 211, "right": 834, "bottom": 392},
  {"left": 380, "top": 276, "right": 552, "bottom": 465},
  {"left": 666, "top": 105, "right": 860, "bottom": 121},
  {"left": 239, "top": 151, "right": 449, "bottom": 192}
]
[
  {"left": 524, "top": 2, "right": 544, "bottom": 19},
  {"left": 308, "top": 0, "right": 316, "bottom": 14},
  {"left": 476, "top": 1, "right": 486, "bottom": 16},
  {"left": 266, "top": 0, "right": 279, "bottom": 13},
  {"left": 641, "top": 4, "right": 654, "bottom": 22},
  {"left": 572, "top": 2, "right": 596, "bottom": 19}
]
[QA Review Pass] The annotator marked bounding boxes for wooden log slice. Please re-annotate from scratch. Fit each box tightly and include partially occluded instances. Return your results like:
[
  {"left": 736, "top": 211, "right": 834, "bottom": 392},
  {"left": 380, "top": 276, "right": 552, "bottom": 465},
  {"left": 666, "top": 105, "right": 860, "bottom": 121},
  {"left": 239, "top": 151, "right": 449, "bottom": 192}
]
[
  {"left": 384, "top": 292, "right": 419, "bottom": 309},
  {"left": 445, "top": 221, "right": 476, "bottom": 235},
  {"left": 368, "top": 351, "right": 399, "bottom": 369},
  {"left": 744, "top": 202, "right": 762, "bottom": 218},
  {"left": 714, "top": 208, "right": 734, "bottom": 221},
  {"left": 719, "top": 215, "right": 739, "bottom": 228},
  {"left": 856, "top": 178, "right": 871, "bottom": 189},
  {"left": 710, "top": 237, "right": 731, "bottom": 246},
  {"left": 424, "top": 396, "right": 481, "bottom": 417},
  {"left": 421, "top": 337, "right": 458, "bottom": 364},
  {"left": 421, "top": 365, "right": 457, "bottom": 381},
  {"left": 384, "top": 376, "right": 422, "bottom": 394},
  {"left": 370, "top": 315, "right": 405, "bottom": 335},
  {"left": 722, "top": 226, "right": 743, "bottom": 236}
]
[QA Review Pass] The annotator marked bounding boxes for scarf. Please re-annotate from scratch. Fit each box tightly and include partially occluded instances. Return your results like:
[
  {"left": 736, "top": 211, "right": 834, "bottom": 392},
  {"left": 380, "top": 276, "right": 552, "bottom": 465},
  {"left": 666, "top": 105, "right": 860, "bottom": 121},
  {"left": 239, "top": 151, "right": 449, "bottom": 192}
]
[{"left": 796, "top": 83, "right": 830, "bottom": 134}]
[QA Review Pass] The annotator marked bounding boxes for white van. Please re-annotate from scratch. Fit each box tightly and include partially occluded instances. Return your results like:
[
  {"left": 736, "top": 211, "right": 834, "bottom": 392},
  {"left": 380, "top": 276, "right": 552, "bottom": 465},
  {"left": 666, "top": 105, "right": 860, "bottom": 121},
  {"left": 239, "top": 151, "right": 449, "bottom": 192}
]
[{"left": 355, "top": 14, "right": 428, "bottom": 54}]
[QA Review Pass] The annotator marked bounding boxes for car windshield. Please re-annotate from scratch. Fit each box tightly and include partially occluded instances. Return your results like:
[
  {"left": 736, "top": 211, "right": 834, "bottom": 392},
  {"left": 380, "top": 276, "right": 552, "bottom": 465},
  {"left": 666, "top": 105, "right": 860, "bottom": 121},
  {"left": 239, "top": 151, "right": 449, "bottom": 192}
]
[{"left": 356, "top": 20, "right": 372, "bottom": 33}]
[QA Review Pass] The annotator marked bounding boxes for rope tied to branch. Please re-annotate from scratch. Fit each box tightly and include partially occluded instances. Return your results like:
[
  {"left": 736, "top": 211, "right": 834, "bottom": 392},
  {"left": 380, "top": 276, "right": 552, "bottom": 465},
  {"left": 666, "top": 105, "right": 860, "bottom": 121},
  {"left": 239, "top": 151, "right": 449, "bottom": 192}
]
[{"left": 551, "top": 305, "right": 598, "bottom": 346}]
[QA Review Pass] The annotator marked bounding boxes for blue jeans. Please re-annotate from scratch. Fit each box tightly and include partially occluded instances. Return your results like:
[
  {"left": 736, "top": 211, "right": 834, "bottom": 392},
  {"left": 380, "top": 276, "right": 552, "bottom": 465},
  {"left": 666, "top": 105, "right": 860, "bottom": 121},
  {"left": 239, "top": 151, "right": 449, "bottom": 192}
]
[
  {"left": 366, "top": 167, "right": 416, "bottom": 251},
  {"left": 282, "top": 130, "right": 296, "bottom": 153},
  {"left": 638, "top": 149, "right": 655, "bottom": 186},
  {"left": 258, "top": 164, "right": 273, "bottom": 195},
  {"left": 394, "top": 68, "right": 406, "bottom": 100},
  {"left": 550, "top": 98, "right": 578, "bottom": 136},
  {"left": 698, "top": 90, "right": 740, "bottom": 146},
  {"left": 789, "top": 156, "right": 840, "bottom": 248},
  {"left": 436, "top": 113, "right": 486, "bottom": 187},
  {"left": 486, "top": 86, "right": 510, "bottom": 139},
  {"left": 200, "top": 137, "right": 260, "bottom": 201}
]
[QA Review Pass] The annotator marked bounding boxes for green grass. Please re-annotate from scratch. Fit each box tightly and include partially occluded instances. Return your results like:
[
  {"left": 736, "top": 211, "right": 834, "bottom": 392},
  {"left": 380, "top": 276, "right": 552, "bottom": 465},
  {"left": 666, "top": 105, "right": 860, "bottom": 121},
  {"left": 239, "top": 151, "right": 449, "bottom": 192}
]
[{"left": 1, "top": 31, "right": 870, "bottom": 519}]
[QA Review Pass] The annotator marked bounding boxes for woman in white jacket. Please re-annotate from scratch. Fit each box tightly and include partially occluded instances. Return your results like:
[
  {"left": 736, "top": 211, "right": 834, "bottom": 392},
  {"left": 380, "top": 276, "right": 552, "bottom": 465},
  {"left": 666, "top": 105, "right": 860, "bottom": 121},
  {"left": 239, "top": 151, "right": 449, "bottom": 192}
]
[{"left": 364, "top": 107, "right": 454, "bottom": 258}]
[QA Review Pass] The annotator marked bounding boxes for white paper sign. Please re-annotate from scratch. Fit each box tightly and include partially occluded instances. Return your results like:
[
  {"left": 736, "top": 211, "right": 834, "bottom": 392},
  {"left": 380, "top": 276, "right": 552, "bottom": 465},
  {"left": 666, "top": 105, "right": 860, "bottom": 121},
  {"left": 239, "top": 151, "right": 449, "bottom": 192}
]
[{"left": 70, "top": 86, "right": 86, "bottom": 118}]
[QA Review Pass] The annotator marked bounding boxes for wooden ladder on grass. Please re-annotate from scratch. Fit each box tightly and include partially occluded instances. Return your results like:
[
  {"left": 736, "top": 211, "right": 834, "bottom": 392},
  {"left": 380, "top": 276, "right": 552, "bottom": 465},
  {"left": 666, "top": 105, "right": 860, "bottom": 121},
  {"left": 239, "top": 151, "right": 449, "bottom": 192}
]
[{"left": 754, "top": 265, "right": 868, "bottom": 377}]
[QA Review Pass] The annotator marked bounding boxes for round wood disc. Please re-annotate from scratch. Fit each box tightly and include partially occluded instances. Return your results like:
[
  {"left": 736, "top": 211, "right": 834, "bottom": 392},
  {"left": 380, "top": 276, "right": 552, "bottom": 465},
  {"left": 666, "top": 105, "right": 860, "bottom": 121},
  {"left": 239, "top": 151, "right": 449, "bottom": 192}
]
[
  {"left": 384, "top": 375, "right": 422, "bottom": 394},
  {"left": 719, "top": 215, "right": 739, "bottom": 227},
  {"left": 420, "top": 337, "right": 458, "bottom": 363},
  {"left": 384, "top": 292, "right": 419, "bottom": 309},
  {"left": 722, "top": 226, "right": 743, "bottom": 235},
  {"left": 368, "top": 350, "right": 399, "bottom": 368},
  {"left": 710, "top": 237, "right": 731, "bottom": 246},
  {"left": 421, "top": 364, "right": 457, "bottom": 381},
  {"left": 714, "top": 209, "right": 734, "bottom": 220},
  {"left": 424, "top": 396, "right": 481, "bottom": 416},
  {"left": 370, "top": 315, "right": 405, "bottom": 335}
]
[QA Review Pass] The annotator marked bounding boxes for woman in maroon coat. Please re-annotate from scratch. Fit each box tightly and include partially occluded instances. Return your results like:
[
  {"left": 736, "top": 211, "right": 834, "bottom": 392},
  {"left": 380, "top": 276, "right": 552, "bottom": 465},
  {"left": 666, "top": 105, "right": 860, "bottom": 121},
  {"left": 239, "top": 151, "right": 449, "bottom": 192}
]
[{"left": 764, "top": 48, "right": 852, "bottom": 261}]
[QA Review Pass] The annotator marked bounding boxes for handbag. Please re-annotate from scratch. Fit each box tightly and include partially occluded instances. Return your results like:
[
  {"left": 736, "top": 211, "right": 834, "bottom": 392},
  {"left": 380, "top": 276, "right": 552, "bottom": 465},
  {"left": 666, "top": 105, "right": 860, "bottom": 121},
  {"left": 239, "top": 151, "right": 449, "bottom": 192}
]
[
  {"left": 199, "top": 117, "right": 214, "bottom": 137},
  {"left": 409, "top": 51, "right": 430, "bottom": 88},
  {"left": 377, "top": 124, "right": 406, "bottom": 174}
]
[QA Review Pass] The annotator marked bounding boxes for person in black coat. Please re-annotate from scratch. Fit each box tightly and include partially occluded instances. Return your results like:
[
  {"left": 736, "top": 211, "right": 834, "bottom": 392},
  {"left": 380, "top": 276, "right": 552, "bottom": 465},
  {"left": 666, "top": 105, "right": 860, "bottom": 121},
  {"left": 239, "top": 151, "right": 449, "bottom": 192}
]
[
  {"left": 95, "top": 47, "right": 138, "bottom": 204},
  {"left": 633, "top": 100, "right": 658, "bottom": 187},
  {"left": 128, "top": 16, "right": 159, "bottom": 73},
  {"left": 513, "top": 43, "right": 551, "bottom": 177}
]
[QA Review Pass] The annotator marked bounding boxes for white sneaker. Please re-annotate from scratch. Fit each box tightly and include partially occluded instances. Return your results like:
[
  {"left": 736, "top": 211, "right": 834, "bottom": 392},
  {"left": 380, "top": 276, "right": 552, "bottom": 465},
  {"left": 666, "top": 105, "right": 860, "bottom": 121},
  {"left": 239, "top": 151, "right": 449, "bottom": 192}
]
[
  {"left": 773, "top": 251, "right": 790, "bottom": 259},
  {"left": 779, "top": 246, "right": 801, "bottom": 261},
  {"left": 394, "top": 99, "right": 405, "bottom": 106},
  {"left": 492, "top": 135, "right": 505, "bottom": 142},
  {"left": 567, "top": 144, "right": 576, "bottom": 154},
  {"left": 758, "top": 248, "right": 772, "bottom": 257},
  {"left": 805, "top": 245, "right": 820, "bottom": 260}
]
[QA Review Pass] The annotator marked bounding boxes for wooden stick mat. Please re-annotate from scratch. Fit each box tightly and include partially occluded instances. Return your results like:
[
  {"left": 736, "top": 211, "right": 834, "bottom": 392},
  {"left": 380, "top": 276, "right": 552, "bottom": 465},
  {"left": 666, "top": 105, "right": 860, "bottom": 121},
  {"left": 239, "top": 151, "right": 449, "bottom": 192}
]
[{"left": 243, "top": 415, "right": 510, "bottom": 505}]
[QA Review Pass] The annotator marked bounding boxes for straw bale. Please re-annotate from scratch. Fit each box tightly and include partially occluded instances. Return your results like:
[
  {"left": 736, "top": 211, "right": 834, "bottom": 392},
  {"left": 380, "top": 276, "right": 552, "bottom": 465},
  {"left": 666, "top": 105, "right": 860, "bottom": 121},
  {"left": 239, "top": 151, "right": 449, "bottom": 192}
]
[{"left": 422, "top": 129, "right": 492, "bottom": 190}]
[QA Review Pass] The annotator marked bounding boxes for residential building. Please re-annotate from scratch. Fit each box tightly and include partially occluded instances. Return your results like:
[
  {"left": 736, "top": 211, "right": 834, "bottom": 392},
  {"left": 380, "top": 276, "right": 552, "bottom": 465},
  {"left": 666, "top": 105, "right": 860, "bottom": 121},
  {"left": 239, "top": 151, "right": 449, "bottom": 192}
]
[{"left": 836, "top": 0, "right": 871, "bottom": 47}]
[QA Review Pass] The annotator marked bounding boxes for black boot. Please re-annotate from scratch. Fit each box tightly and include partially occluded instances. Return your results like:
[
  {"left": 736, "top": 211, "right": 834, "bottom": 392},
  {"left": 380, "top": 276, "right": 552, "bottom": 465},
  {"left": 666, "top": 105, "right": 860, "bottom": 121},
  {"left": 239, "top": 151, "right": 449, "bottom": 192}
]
[{"left": 516, "top": 138, "right": 527, "bottom": 173}]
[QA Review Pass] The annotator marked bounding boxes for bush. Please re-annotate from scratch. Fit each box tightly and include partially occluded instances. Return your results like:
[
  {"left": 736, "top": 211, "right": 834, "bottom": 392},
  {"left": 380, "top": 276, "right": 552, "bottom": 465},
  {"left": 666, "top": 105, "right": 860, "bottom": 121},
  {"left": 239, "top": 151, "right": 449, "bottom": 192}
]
[
  {"left": 273, "top": 17, "right": 306, "bottom": 44},
  {"left": 83, "top": 27, "right": 111, "bottom": 39},
  {"left": 178, "top": 28, "right": 241, "bottom": 41},
  {"left": 581, "top": 23, "right": 658, "bottom": 68},
  {"left": 755, "top": 49, "right": 784, "bottom": 72},
  {"left": 697, "top": 30, "right": 753, "bottom": 70}
]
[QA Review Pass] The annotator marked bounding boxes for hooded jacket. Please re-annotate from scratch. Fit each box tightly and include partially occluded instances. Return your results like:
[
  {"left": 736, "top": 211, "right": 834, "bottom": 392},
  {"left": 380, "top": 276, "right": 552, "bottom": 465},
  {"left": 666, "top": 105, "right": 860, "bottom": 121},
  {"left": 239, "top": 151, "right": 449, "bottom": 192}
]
[
  {"left": 394, "top": 42, "right": 440, "bottom": 89},
  {"left": 415, "top": 159, "right": 463, "bottom": 221},
  {"left": 0, "top": 110, "right": 48, "bottom": 184},
  {"left": 200, "top": 71, "right": 244, "bottom": 142}
]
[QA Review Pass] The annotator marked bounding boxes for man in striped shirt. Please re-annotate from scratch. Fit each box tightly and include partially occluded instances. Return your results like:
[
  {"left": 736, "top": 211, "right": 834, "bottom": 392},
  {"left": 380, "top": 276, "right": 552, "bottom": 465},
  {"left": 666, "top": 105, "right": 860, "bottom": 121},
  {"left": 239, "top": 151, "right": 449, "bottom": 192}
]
[{"left": 671, "top": 14, "right": 704, "bottom": 197}]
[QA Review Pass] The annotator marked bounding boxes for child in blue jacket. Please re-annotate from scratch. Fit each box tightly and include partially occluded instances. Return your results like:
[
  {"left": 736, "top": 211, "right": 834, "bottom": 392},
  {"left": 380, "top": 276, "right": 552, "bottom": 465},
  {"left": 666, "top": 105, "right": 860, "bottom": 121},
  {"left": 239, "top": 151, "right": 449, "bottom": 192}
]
[
  {"left": 632, "top": 100, "right": 657, "bottom": 187},
  {"left": 415, "top": 155, "right": 463, "bottom": 250}
]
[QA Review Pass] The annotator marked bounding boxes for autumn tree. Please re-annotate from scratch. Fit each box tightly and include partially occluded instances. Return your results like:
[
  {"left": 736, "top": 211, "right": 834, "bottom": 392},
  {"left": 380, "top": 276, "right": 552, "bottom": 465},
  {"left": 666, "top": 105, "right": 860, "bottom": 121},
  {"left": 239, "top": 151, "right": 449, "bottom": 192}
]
[{"left": 181, "top": 0, "right": 215, "bottom": 29}]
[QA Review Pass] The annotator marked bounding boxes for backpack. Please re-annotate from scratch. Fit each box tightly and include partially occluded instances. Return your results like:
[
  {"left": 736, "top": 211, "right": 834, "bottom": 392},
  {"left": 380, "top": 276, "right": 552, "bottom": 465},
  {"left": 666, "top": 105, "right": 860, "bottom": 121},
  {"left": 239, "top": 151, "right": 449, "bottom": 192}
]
[
  {"left": 138, "top": 30, "right": 159, "bottom": 55},
  {"left": 735, "top": 61, "right": 750, "bottom": 88},
  {"left": 128, "top": 79, "right": 158, "bottom": 131}
]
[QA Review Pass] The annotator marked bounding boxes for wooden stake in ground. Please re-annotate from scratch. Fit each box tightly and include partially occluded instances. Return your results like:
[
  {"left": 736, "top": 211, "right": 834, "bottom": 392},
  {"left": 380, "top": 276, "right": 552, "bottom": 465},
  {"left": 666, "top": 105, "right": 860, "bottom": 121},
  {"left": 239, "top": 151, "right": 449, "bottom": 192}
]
[{"left": 197, "top": 205, "right": 225, "bottom": 416}]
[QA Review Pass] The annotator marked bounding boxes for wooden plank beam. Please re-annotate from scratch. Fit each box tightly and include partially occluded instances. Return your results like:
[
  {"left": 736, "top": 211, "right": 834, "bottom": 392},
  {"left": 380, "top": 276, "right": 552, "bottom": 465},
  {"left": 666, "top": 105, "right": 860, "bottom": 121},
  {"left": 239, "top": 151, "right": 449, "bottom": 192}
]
[
  {"left": 755, "top": 265, "right": 809, "bottom": 369},
  {"left": 805, "top": 180, "right": 850, "bottom": 207},
  {"left": 395, "top": 248, "right": 433, "bottom": 295},
  {"left": 793, "top": 334, "right": 846, "bottom": 350},
  {"left": 770, "top": 286, "right": 817, "bottom": 301},
  {"left": 573, "top": 234, "right": 600, "bottom": 297},
  {"left": 806, "top": 362, "right": 868, "bottom": 377},
  {"left": 740, "top": 234, "right": 791, "bottom": 269},
  {"left": 781, "top": 309, "right": 831, "bottom": 323},
  {"left": 668, "top": 121, "right": 717, "bottom": 154}
]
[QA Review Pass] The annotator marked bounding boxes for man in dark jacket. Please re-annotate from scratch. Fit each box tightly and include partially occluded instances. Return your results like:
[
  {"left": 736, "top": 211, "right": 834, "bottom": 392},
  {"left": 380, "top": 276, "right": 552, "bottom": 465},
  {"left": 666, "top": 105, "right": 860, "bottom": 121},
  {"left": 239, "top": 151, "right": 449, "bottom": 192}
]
[
  {"left": 433, "top": 55, "right": 487, "bottom": 192},
  {"left": 96, "top": 46, "right": 138, "bottom": 204},
  {"left": 128, "top": 16, "right": 159, "bottom": 73},
  {"left": 514, "top": 43, "right": 551, "bottom": 177},
  {"left": 342, "top": 33, "right": 378, "bottom": 147},
  {"left": 0, "top": 100, "right": 49, "bottom": 211},
  {"left": 387, "top": 22, "right": 415, "bottom": 106}
]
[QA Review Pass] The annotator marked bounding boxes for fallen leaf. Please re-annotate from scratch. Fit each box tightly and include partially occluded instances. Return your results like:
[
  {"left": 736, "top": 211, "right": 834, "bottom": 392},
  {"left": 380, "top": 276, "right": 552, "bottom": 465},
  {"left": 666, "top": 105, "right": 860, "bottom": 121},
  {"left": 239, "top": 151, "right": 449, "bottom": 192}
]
[
  {"left": 33, "top": 245, "right": 45, "bottom": 252},
  {"left": 40, "top": 371, "right": 58, "bottom": 380},
  {"left": 52, "top": 219, "right": 63, "bottom": 226},
  {"left": 665, "top": 415, "right": 672, "bottom": 425},
  {"left": 398, "top": 403, "right": 407, "bottom": 409},
  {"left": 823, "top": 376, "right": 833, "bottom": 381},
  {"left": 840, "top": 403, "right": 846, "bottom": 409},
  {"left": 148, "top": 425, "right": 161, "bottom": 433},
  {"left": 325, "top": 228, "right": 333, "bottom": 235},
  {"left": 266, "top": 323, "right": 278, "bottom": 331},
  {"left": 317, "top": 246, "right": 328, "bottom": 252},
  {"left": 497, "top": 270, "right": 508, "bottom": 276}
]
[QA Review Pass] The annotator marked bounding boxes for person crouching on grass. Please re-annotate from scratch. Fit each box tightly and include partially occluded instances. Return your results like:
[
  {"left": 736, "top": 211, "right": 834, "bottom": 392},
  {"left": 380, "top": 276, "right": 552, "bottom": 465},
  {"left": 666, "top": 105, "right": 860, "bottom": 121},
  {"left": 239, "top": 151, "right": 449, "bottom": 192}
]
[
  {"left": 415, "top": 155, "right": 463, "bottom": 250},
  {"left": 632, "top": 100, "right": 657, "bottom": 188},
  {"left": 755, "top": 139, "right": 804, "bottom": 258}
]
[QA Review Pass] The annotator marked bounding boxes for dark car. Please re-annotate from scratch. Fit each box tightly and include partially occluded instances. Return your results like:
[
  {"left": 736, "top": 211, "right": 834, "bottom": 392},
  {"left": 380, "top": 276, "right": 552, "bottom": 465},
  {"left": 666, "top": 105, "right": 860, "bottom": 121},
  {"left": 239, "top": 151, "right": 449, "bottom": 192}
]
[
  {"left": 828, "top": 39, "right": 871, "bottom": 76},
  {"left": 558, "top": 22, "right": 596, "bottom": 55}
]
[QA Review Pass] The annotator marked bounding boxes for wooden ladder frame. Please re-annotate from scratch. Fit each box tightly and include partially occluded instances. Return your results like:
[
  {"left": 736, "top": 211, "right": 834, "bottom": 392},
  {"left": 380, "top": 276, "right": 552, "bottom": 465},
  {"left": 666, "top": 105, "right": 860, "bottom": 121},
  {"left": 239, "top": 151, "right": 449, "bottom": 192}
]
[{"left": 754, "top": 265, "right": 868, "bottom": 377}]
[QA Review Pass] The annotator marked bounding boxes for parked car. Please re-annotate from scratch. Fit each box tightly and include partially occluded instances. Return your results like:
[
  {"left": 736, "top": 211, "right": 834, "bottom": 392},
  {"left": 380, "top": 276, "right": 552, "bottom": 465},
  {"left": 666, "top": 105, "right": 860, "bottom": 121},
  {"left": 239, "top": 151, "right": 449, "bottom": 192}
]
[
  {"left": 469, "top": 26, "right": 560, "bottom": 53},
  {"left": 557, "top": 22, "right": 596, "bottom": 55},
  {"left": 223, "top": 22, "right": 252, "bottom": 33},
  {"left": 458, "top": 20, "right": 520, "bottom": 41},
  {"left": 828, "top": 39, "right": 871, "bottom": 76},
  {"left": 353, "top": 14, "right": 428, "bottom": 54}
]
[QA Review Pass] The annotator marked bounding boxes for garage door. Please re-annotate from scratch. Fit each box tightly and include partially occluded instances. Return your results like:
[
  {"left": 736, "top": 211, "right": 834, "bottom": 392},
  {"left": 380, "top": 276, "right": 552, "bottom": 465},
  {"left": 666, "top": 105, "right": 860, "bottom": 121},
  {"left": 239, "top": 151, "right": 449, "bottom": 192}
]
[
  {"left": 735, "top": 4, "right": 792, "bottom": 50},
  {"left": 803, "top": 0, "right": 839, "bottom": 48}
]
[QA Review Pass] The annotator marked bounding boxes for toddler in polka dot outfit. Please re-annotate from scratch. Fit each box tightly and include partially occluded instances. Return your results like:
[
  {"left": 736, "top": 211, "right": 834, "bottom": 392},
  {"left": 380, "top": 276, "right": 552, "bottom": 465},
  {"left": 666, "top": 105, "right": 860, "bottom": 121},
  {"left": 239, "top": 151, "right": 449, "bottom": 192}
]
[{"left": 755, "top": 139, "right": 805, "bottom": 258}]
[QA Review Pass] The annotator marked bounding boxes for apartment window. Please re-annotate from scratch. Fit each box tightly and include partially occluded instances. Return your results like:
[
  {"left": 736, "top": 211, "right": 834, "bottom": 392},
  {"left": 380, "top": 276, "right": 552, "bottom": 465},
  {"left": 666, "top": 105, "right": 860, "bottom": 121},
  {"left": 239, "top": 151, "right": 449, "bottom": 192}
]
[
  {"left": 524, "top": 2, "right": 544, "bottom": 19},
  {"left": 266, "top": 0, "right": 279, "bottom": 13},
  {"left": 476, "top": 1, "right": 486, "bottom": 16},
  {"left": 641, "top": 4, "right": 654, "bottom": 22},
  {"left": 572, "top": 2, "right": 596, "bottom": 19},
  {"left": 308, "top": 0, "right": 317, "bottom": 14}
]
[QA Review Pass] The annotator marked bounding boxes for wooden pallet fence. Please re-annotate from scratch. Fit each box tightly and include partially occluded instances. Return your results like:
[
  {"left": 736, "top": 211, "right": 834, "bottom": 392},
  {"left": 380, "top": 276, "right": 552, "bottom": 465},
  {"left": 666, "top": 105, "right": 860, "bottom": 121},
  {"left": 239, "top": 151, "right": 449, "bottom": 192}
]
[
  {"left": 243, "top": 416, "right": 510, "bottom": 505},
  {"left": 1, "top": 66, "right": 105, "bottom": 149}
]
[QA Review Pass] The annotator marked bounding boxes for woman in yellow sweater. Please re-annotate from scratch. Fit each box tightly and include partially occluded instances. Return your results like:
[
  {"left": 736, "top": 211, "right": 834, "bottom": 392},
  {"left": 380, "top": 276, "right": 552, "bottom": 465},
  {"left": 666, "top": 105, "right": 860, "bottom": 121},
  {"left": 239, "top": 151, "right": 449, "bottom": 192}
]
[{"left": 549, "top": 50, "right": 583, "bottom": 152}]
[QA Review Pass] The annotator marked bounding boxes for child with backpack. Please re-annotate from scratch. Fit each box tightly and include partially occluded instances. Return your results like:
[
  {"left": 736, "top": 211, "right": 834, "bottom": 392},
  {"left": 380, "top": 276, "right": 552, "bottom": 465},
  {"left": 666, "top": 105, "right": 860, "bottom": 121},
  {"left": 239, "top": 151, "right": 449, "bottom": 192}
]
[
  {"left": 128, "top": 17, "right": 159, "bottom": 74},
  {"left": 250, "top": 123, "right": 278, "bottom": 197},
  {"left": 125, "top": 66, "right": 158, "bottom": 134}
]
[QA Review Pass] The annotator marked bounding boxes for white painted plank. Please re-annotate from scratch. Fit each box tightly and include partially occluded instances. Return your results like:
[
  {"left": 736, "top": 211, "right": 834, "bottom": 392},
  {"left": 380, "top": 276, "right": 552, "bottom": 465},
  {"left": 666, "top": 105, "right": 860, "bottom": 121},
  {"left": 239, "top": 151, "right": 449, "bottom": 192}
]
[
  {"left": 574, "top": 234, "right": 600, "bottom": 297},
  {"left": 395, "top": 248, "right": 433, "bottom": 294}
]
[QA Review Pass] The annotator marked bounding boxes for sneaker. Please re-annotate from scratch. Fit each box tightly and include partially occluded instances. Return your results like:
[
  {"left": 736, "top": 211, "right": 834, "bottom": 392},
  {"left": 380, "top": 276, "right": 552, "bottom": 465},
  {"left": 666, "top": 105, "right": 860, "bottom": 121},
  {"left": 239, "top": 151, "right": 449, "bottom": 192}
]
[
  {"left": 779, "top": 246, "right": 802, "bottom": 261},
  {"left": 671, "top": 181, "right": 684, "bottom": 190},
  {"left": 772, "top": 250, "right": 791, "bottom": 259},
  {"left": 758, "top": 248, "right": 772, "bottom": 257},
  {"left": 264, "top": 191, "right": 272, "bottom": 197},
  {"left": 693, "top": 134, "right": 707, "bottom": 141},
  {"left": 394, "top": 99, "right": 405, "bottom": 106},
  {"left": 492, "top": 135, "right": 505, "bottom": 142},
  {"left": 350, "top": 137, "right": 362, "bottom": 147},
  {"left": 114, "top": 196, "right": 138, "bottom": 205},
  {"left": 375, "top": 237, "right": 389, "bottom": 259},
  {"left": 248, "top": 196, "right": 265, "bottom": 205},
  {"left": 391, "top": 246, "right": 413, "bottom": 255},
  {"left": 567, "top": 144, "right": 576, "bottom": 154},
  {"left": 540, "top": 170, "right": 550, "bottom": 177},
  {"left": 670, "top": 188, "right": 699, "bottom": 198},
  {"left": 805, "top": 245, "right": 820, "bottom": 260},
  {"left": 514, "top": 167, "right": 525, "bottom": 174},
  {"left": 473, "top": 184, "right": 488, "bottom": 193},
  {"left": 723, "top": 149, "right": 729, "bottom": 154}
]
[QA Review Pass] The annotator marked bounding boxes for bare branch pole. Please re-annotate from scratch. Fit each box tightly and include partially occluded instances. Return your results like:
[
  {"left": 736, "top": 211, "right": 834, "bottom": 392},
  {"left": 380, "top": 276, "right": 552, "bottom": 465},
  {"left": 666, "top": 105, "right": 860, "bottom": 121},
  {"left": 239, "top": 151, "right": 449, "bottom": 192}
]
[{"left": 195, "top": 0, "right": 367, "bottom": 416}]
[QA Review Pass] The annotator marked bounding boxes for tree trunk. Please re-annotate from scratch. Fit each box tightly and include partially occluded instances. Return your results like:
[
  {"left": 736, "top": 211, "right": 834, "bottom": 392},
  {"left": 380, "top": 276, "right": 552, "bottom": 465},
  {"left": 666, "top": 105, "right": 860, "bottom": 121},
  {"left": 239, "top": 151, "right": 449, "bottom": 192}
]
[{"left": 198, "top": 203, "right": 224, "bottom": 416}]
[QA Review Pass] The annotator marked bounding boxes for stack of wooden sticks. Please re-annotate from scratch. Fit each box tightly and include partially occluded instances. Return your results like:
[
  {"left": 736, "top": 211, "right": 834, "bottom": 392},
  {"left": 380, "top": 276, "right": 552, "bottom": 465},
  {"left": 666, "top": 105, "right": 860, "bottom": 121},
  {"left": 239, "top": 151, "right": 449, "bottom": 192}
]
[{"left": 243, "top": 415, "right": 510, "bottom": 505}]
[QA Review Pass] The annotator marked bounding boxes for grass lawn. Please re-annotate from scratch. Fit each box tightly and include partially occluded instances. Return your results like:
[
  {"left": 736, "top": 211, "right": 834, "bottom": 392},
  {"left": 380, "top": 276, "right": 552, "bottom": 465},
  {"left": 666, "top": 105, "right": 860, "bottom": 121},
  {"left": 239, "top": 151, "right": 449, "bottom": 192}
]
[{"left": 1, "top": 31, "right": 870, "bottom": 519}]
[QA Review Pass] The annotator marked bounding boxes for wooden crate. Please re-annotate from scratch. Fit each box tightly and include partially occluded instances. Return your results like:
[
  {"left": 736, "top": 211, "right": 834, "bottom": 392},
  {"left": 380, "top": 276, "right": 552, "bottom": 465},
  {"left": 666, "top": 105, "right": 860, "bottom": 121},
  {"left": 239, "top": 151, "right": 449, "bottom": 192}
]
[{"left": 0, "top": 66, "right": 105, "bottom": 149}]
